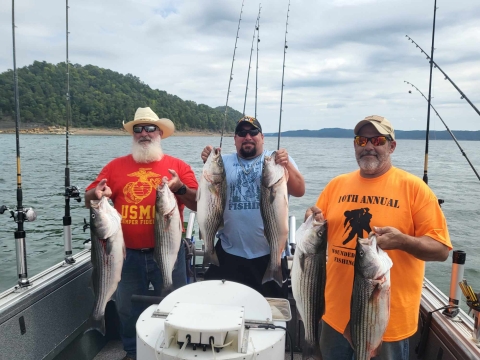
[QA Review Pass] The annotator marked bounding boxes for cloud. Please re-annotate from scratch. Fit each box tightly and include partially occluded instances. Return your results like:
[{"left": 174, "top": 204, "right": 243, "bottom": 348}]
[
  {"left": 0, "top": 0, "right": 479, "bottom": 132},
  {"left": 327, "top": 103, "right": 346, "bottom": 109}
]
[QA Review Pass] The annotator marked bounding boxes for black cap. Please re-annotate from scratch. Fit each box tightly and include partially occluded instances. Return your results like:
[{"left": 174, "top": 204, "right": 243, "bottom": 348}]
[{"left": 235, "top": 116, "right": 262, "bottom": 133}]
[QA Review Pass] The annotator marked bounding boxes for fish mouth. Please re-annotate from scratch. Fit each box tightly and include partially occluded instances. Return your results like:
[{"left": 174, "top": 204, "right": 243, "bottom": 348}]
[
  {"left": 357, "top": 237, "right": 373, "bottom": 246},
  {"left": 90, "top": 199, "right": 103, "bottom": 209}
]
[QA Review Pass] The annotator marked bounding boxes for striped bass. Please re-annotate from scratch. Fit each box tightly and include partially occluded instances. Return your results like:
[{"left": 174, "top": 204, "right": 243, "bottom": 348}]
[
  {"left": 260, "top": 151, "right": 289, "bottom": 287},
  {"left": 88, "top": 196, "right": 125, "bottom": 336},
  {"left": 154, "top": 181, "right": 182, "bottom": 293},
  {"left": 292, "top": 215, "right": 327, "bottom": 360},
  {"left": 196, "top": 147, "right": 226, "bottom": 266},
  {"left": 345, "top": 234, "right": 392, "bottom": 360}
]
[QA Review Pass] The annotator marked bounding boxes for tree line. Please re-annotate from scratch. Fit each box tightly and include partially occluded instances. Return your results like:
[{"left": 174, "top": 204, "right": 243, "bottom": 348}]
[{"left": 0, "top": 60, "right": 243, "bottom": 131}]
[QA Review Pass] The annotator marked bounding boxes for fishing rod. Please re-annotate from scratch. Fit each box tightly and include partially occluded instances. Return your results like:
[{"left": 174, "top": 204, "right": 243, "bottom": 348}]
[
  {"left": 404, "top": 81, "right": 480, "bottom": 182},
  {"left": 220, "top": 0, "right": 245, "bottom": 148},
  {"left": 254, "top": 4, "right": 261, "bottom": 119},
  {"left": 421, "top": 0, "right": 438, "bottom": 185},
  {"left": 406, "top": 35, "right": 480, "bottom": 118},
  {"left": 242, "top": 5, "right": 261, "bottom": 116},
  {"left": 0, "top": 0, "right": 37, "bottom": 288},
  {"left": 63, "top": 0, "right": 81, "bottom": 265},
  {"left": 277, "top": 0, "right": 291, "bottom": 150}
]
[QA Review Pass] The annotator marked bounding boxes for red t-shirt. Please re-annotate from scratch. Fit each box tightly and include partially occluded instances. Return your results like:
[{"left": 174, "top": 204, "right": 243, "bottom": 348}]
[{"left": 86, "top": 154, "right": 198, "bottom": 249}]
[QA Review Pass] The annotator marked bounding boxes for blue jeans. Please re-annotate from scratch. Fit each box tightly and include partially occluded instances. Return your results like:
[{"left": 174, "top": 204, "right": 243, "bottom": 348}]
[
  {"left": 116, "top": 244, "right": 187, "bottom": 359},
  {"left": 319, "top": 320, "right": 409, "bottom": 360}
]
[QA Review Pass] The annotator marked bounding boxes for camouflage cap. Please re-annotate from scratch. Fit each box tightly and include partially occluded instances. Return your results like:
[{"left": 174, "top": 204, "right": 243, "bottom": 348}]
[{"left": 235, "top": 116, "right": 262, "bottom": 133}]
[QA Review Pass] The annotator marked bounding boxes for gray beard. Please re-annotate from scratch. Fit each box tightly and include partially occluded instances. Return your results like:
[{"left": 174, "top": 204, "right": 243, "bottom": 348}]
[
  {"left": 132, "top": 136, "right": 163, "bottom": 163},
  {"left": 356, "top": 151, "right": 388, "bottom": 173}
]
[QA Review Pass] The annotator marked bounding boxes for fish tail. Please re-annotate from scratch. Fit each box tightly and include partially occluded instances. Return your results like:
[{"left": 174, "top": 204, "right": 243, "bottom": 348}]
[
  {"left": 162, "top": 284, "right": 174, "bottom": 297},
  {"left": 262, "top": 262, "right": 283, "bottom": 287},
  {"left": 84, "top": 315, "right": 106, "bottom": 336},
  {"left": 203, "top": 248, "right": 220, "bottom": 267},
  {"left": 302, "top": 341, "right": 322, "bottom": 360}
]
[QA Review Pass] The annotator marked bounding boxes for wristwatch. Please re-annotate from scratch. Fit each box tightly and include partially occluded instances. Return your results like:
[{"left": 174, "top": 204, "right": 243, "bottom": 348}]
[{"left": 174, "top": 184, "right": 187, "bottom": 195}]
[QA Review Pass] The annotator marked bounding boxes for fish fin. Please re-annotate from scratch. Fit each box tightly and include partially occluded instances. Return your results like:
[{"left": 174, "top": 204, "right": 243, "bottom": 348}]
[
  {"left": 90, "top": 269, "right": 98, "bottom": 295},
  {"left": 299, "top": 253, "right": 306, "bottom": 273},
  {"left": 262, "top": 262, "right": 283, "bottom": 287},
  {"left": 371, "top": 341, "right": 383, "bottom": 357},
  {"left": 302, "top": 341, "right": 322, "bottom": 360},
  {"left": 269, "top": 187, "right": 276, "bottom": 204},
  {"left": 203, "top": 249, "right": 220, "bottom": 267},
  {"left": 195, "top": 183, "right": 201, "bottom": 201},
  {"left": 343, "top": 321, "right": 354, "bottom": 349},
  {"left": 106, "top": 238, "right": 113, "bottom": 255},
  {"left": 84, "top": 315, "right": 106, "bottom": 336}
]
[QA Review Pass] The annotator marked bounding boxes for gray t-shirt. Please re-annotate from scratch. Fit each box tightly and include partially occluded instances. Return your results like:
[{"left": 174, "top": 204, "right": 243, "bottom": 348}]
[{"left": 217, "top": 150, "right": 298, "bottom": 259}]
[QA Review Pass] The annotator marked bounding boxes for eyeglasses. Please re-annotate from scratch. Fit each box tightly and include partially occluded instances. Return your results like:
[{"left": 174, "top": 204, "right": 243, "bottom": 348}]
[
  {"left": 133, "top": 125, "right": 158, "bottom": 133},
  {"left": 354, "top": 135, "right": 391, "bottom": 147},
  {"left": 236, "top": 129, "right": 260, "bottom": 137}
]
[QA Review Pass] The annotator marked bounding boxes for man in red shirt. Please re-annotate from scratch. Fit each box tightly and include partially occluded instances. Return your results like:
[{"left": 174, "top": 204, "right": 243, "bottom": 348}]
[{"left": 85, "top": 107, "right": 198, "bottom": 360}]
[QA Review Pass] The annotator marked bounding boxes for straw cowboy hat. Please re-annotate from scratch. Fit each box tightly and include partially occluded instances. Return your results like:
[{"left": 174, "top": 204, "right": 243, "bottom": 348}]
[{"left": 123, "top": 107, "right": 175, "bottom": 139}]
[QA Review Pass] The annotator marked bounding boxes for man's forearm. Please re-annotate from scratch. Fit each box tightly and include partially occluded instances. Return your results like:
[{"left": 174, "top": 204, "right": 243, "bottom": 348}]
[
  {"left": 400, "top": 234, "right": 450, "bottom": 261},
  {"left": 286, "top": 164, "right": 305, "bottom": 197},
  {"left": 178, "top": 187, "right": 197, "bottom": 211}
]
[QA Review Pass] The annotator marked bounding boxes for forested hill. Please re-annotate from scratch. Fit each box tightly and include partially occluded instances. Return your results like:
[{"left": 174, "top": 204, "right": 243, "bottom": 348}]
[
  {"left": 0, "top": 61, "right": 243, "bottom": 131},
  {"left": 265, "top": 128, "right": 480, "bottom": 140}
]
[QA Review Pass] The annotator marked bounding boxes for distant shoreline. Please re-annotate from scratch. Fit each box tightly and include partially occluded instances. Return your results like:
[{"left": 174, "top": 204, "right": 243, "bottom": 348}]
[{"left": 0, "top": 126, "right": 230, "bottom": 137}]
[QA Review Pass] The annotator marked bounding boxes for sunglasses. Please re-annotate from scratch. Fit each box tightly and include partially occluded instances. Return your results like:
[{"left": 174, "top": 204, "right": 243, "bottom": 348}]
[
  {"left": 236, "top": 129, "right": 260, "bottom": 137},
  {"left": 354, "top": 135, "right": 391, "bottom": 147},
  {"left": 133, "top": 125, "right": 158, "bottom": 133}
]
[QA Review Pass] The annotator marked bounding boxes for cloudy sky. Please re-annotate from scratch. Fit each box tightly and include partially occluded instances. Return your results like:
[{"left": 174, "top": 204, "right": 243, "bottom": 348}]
[{"left": 0, "top": 0, "right": 479, "bottom": 132}]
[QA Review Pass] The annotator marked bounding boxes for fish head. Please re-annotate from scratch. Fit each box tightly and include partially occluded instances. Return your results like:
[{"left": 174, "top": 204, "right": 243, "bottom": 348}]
[
  {"left": 203, "top": 147, "right": 226, "bottom": 183},
  {"left": 355, "top": 234, "right": 392, "bottom": 280},
  {"left": 156, "top": 181, "right": 177, "bottom": 215},
  {"left": 90, "top": 197, "right": 121, "bottom": 239},
  {"left": 299, "top": 218, "right": 328, "bottom": 255},
  {"left": 262, "top": 151, "right": 285, "bottom": 187}
]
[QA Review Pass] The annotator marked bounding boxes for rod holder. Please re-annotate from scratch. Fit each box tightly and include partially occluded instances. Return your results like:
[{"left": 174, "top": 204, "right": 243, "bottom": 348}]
[
  {"left": 15, "top": 234, "right": 30, "bottom": 287},
  {"left": 288, "top": 215, "right": 296, "bottom": 254},
  {"left": 442, "top": 250, "right": 466, "bottom": 318},
  {"left": 186, "top": 212, "right": 196, "bottom": 240}
]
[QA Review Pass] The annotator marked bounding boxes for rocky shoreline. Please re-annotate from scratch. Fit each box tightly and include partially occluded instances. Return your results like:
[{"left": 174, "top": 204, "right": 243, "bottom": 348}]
[{"left": 0, "top": 126, "right": 228, "bottom": 137}]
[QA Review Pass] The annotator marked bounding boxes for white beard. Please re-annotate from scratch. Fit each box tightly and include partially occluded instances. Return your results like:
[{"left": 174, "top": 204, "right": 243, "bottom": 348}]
[{"left": 132, "top": 136, "right": 163, "bottom": 163}]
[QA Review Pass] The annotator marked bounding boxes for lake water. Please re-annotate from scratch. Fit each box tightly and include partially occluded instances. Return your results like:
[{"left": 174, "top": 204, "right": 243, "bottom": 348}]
[{"left": 1, "top": 134, "right": 479, "bottom": 305}]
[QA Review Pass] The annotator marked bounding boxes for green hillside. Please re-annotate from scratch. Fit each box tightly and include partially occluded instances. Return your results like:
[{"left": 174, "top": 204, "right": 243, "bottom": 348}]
[{"left": 0, "top": 61, "right": 243, "bottom": 131}]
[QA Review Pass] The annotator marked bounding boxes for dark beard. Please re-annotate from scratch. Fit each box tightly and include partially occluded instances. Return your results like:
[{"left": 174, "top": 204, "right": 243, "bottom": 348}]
[{"left": 239, "top": 145, "right": 257, "bottom": 158}]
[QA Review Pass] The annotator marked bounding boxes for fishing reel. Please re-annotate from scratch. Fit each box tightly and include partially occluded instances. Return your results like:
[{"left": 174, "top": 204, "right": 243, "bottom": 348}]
[
  {"left": 0, "top": 205, "right": 37, "bottom": 223},
  {"left": 65, "top": 185, "right": 82, "bottom": 202},
  {"left": 82, "top": 218, "right": 90, "bottom": 232}
]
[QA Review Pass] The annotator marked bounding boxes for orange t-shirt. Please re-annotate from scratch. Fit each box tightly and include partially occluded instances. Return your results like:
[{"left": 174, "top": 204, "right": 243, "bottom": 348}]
[
  {"left": 316, "top": 167, "right": 451, "bottom": 341},
  {"left": 86, "top": 154, "right": 198, "bottom": 249}
]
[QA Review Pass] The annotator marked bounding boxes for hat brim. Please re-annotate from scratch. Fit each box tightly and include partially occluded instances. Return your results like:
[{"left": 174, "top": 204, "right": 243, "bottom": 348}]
[
  {"left": 354, "top": 120, "right": 393, "bottom": 139},
  {"left": 123, "top": 118, "right": 175, "bottom": 138}
]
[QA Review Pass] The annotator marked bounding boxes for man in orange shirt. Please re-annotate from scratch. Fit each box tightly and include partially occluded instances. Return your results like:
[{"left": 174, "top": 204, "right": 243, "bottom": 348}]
[
  {"left": 305, "top": 115, "right": 452, "bottom": 360},
  {"left": 85, "top": 107, "right": 198, "bottom": 360}
]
